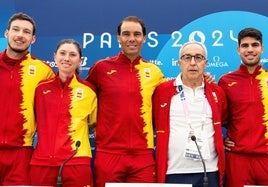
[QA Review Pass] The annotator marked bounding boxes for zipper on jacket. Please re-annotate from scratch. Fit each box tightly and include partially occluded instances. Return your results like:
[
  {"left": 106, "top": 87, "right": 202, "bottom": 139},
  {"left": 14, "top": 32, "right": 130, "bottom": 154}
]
[
  {"left": 128, "top": 63, "right": 135, "bottom": 149},
  {"left": 3, "top": 69, "right": 15, "bottom": 144},
  {"left": 50, "top": 88, "right": 65, "bottom": 162},
  {"left": 129, "top": 62, "right": 141, "bottom": 149},
  {"left": 10, "top": 70, "right": 14, "bottom": 79},
  {"left": 61, "top": 89, "right": 64, "bottom": 98},
  {"left": 130, "top": 63, "right": 134, "bottom": 72}
]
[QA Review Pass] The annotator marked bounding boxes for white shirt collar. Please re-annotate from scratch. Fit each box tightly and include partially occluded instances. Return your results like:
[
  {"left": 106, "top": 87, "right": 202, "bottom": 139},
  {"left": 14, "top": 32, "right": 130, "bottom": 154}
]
[{"left": 174, "top": 72, "right": 205, "bottom": 88}]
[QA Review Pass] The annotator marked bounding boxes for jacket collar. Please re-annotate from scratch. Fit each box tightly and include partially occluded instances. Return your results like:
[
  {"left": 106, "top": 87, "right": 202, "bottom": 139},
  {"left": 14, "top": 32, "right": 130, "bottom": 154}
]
[
  {"left": 117, "top": 52, "right": 142, "bottom": 65},
  {"left": 239, "top": 64, "right": 263, "bottom": 75}
]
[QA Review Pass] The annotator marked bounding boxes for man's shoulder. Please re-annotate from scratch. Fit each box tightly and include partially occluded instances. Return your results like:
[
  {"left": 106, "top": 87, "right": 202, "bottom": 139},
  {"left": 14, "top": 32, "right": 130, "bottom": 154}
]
[
  {"left": 25, "top": 54, "right": 48, "bottom": 65},
  {"left": 218, "top": 68, "right": 240, "bottom": 83},
  {"left": 206, "top": 81, "right": 224, "bottom": 91},
  {"left": 156, "top": 79, "right": 175, "bottom": 91},
  {"left": 91, "top": 55, "right": 118, "bottom": 67}
]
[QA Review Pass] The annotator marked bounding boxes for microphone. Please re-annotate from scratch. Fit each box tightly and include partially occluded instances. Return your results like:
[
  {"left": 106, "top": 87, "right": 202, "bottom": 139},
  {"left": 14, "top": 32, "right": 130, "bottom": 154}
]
[
  {"left": 191, "top": 135, "right": 208, "bottom": 187},
  {"left": 57, "top": 140, "right": 81, "bottom": 187}
]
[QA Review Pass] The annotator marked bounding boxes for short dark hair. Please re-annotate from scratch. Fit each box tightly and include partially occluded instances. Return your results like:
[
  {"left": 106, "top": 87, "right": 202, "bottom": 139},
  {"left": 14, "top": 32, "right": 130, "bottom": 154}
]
[
  {"left": 117, "top": 16, "right": 146, "bottom": 36},
  {"left": 238, "top": 27, "right": 262, "bottom": 46},
  {"left": 7, "top": 12, "right": 36, "bottom": 35}
]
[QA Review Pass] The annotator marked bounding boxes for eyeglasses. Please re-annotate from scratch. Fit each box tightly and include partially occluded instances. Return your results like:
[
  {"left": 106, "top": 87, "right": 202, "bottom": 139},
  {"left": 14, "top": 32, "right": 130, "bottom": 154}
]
[{"left": 180, "top": 54, "right": 206, "bottom": 63}]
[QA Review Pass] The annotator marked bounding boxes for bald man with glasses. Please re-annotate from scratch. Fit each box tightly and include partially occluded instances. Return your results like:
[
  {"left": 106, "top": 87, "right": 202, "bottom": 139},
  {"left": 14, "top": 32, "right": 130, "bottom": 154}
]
[{"left": 153, "top": 41, "right": 227, "bottom": 187}]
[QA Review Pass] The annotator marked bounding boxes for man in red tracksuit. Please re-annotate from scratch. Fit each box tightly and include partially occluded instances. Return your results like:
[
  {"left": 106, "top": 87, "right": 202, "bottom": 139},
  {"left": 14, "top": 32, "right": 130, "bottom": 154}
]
[
  {"left": 0, "top": 13, "right": 55, "bottom": 185},
  {"left": 86, "top": 16, "right": 166, "bottom": 187},
  {"left": 153, "top": 41, "right": 227, "bottom": 187},
  {"left": 219, "top": 27, "right": 268, "bottom": 187}
]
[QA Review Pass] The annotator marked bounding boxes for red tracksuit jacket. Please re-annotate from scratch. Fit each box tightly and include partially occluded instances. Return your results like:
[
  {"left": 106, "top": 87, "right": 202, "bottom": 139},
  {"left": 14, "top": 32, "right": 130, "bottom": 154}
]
[
  {"left": 218, "top": 64, "right": 268, "bottom": 154},
  {"left": 30, "top": 74, "right": 97, "bottom": 166},
  {"left": 0, "top": 50, "right": 55, "bottom": 147},
  {"left": 153, "top": 79, "right": 227, "bottom": 185},
  {"left": 86, "top": 52, "right": 166, "bottom": 153}
]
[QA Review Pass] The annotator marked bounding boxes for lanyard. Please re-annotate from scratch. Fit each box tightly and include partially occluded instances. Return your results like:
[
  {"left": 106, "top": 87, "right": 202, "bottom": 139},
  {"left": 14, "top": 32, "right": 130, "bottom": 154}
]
[{"left": 177, "top": 85, "right": 207, "bottom": 130}]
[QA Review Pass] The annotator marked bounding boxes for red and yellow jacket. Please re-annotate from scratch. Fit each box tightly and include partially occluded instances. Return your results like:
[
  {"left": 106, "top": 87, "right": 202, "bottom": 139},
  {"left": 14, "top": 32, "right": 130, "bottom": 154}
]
[
  {"left": 86, "top": 52, "right": 165, "bottom": 153},
  {"left": 30, "top": 74, "right": 97, "bottom": 166},
  {"left": 153, "top": 79, "right": 227, "bottom": 185},
  {"left": 219, "top": 64, "right": 268, "bottom": 154},
  {"left": 0, "top": 50, "right": 55, "bottom": 147}
]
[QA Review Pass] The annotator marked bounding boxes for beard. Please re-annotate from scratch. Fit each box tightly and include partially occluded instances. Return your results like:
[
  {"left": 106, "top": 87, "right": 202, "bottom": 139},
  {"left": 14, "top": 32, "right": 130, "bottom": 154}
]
[
  {"left": 242, "top": 56, "right": 260, "bottom": 67},
  {"left": 8, "top": 42, "right": 29, "bottom": 54},
  {"left": 244, "top": 62, "right": 259, "bottom": 67}
]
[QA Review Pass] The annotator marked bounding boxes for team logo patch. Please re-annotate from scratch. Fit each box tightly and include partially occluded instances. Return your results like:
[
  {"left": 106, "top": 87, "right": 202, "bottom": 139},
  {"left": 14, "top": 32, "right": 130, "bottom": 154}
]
[
  {"left": 144, "top": 68, "right": 151, "bottom": 78},
  {"left": 28, "top": 65, "right": 36, "bottom": 76},
  {"left": 227, "top": 82, "right": 237, "bottom": 87},
  {"left": 43, "top": 90, "right": 51, "bottom": 94},
  {"left": 76, "top": 88, "right": 84, "bottom": 99},
  {"left": 160, "top": 103, "right": 167, "bottom": 107},
  {"left": 107, "top": 69, "right": 117, "bottom": 75},
  {"left": 265, "top": 78, "right": 268, "bottom": 87}
]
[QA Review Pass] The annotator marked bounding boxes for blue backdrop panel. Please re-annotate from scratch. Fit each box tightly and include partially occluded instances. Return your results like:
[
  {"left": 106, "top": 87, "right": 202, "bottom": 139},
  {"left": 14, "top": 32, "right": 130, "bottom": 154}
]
[
  {"left": 1, "top": 0, "right": 268, "bottom": 80},
  {"left": 1, "top": 0, "right": 268, "bottom": 149}
]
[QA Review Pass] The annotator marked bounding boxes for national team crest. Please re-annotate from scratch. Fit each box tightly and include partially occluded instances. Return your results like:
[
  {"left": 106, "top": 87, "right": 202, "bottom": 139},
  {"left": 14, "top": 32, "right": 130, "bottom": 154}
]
[
  {"left": 76, "top": 88, "right": 84, "bottom": 99},
  {"left": 28, "top": 65, "right": 36, "bottom": 76},
  {"left": 144, "top": 68, "right": 151, "bottom": 78}
]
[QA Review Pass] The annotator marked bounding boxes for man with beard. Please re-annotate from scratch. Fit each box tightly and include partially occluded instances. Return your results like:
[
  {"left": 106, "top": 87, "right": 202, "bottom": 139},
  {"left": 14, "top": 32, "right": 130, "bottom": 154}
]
[
  {"left": 0, "top": 12, "right": 55, "bottom": 185},
  {"left": 219, "top": 27, "right": 268, "bottom": 187},
  {"left": 86, "top": 16, "right": 214, "bottom": 187},
  {"left": 86, "top": 16, "right": 166, "bottom": 187}
]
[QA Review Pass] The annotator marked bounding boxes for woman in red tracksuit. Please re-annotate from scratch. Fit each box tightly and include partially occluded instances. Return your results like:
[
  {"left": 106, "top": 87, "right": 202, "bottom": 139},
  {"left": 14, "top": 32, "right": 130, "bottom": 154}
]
[{"left": 30, "top": 39, "right": 97, "bottom": 187}]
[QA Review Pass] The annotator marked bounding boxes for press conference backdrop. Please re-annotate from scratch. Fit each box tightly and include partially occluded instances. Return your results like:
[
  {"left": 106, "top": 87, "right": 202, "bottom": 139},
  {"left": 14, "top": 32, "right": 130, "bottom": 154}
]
[
  {"left": 1, "top": 0, "right": 268, "bottom": 149},
  {"left": 1, "top": 0, "right": 268, "bottom": 81}
]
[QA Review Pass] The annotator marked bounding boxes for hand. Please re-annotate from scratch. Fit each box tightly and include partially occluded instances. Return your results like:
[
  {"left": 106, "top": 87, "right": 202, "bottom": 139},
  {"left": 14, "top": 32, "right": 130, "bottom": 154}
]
[
  {"left": 224, "top": 137, "right": 235, "bottom": 151},
  {"left": 88, "top": 122, "right": 96, "bottom": 131},
  {"left": 204, "top": 72, "right": 215, "bottom": 83}
]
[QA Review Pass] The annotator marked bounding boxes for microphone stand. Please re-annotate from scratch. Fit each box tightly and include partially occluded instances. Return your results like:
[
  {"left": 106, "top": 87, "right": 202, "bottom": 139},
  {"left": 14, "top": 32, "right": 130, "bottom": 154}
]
[
  {"left": 57, "top": 141, "right": 81, "bottom": 187},
  {"left": 191, "top": 136, "right": 208, "bottom": 187}
]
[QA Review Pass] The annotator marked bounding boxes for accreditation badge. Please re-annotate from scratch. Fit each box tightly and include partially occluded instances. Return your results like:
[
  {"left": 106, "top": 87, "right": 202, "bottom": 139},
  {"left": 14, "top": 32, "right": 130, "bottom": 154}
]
[{"left": 184, "top": 130, "right": 211, "bottom": 161}]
